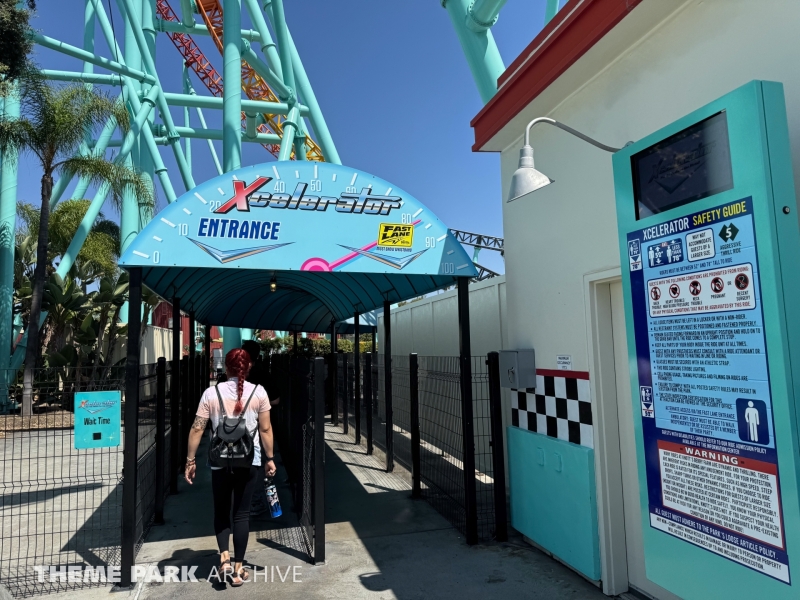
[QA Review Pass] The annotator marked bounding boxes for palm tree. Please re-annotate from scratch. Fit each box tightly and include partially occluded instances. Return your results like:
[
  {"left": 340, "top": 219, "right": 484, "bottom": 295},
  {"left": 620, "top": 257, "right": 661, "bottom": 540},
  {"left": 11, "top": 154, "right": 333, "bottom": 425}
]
[{"left": 0, "top": 79, "right": 152, "bottom": 415}]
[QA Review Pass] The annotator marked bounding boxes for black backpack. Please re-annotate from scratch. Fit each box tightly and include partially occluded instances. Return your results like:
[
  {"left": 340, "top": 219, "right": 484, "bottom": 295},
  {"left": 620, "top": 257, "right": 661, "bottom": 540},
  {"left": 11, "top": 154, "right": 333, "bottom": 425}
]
[{"left": 208, "top": 384, "right": 257, "bottom": 469}]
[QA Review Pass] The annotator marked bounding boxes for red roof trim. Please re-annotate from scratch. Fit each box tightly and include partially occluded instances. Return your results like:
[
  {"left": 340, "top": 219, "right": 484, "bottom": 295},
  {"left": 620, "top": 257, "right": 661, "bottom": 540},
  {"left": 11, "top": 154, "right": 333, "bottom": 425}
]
[
  {"left": 536, "top": 369, "right": 590, "bottom": 380},
  {"left": 471, "top": 0, "right": 643, "bottom": 151}
]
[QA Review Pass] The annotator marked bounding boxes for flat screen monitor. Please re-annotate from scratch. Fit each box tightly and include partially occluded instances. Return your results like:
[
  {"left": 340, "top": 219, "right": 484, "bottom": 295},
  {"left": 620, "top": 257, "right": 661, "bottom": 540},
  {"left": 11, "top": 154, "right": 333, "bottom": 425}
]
[{"left": 632, "top": 111, "right": 734, "bottom": 219}]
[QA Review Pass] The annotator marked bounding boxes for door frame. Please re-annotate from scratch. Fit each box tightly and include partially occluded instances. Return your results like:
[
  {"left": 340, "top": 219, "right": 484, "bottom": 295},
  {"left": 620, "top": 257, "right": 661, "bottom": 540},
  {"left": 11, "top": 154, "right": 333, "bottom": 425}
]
[{"left": 583, "top": 267, "right": 629, "bottom": 596}]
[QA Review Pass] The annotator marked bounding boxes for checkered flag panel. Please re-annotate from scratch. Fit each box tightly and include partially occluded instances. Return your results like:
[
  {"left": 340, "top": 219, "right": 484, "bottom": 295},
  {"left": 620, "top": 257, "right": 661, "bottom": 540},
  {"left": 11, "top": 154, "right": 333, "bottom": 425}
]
[{"left": 511, "top": 373, "right": 593, "bottom": 448}]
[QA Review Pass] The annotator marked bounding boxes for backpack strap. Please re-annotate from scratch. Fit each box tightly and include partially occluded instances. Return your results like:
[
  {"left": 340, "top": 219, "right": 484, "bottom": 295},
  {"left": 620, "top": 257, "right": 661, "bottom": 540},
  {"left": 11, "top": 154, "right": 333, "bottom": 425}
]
[
  {"left": 238, "top": 384, "right": 258, "bottom": 417},
  {"left": 214, "top": 384, "right": 227, "bottom": 418}
]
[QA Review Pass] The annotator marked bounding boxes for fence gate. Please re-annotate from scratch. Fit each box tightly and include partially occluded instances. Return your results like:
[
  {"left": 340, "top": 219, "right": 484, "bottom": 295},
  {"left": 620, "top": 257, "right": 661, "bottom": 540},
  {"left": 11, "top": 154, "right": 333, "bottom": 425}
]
[{"left": 299, "top": 358, "right": 325, "bottom": 564}]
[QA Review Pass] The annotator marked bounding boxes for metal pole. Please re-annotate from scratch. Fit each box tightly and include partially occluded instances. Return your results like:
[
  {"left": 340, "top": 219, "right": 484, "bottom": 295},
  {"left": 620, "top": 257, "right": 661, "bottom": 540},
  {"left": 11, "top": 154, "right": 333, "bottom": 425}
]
[
  {"left": 383, "top": 300, "right": 393, "bottom": 472},
  {"left": 169, "top": 298, "right": 181, "bottom": 494},
  {"left": 410, "top": 353, "right": 421, "bottom": 498},
  {"left": 0, "top": 93, "right": 19, "bottom": 406},
  {"left": 354, "top": 313, "right": 361, "bottom": 445},
  {"left": 188, "top": 311, "right": 196, "bottom": 426},
  {"left": 293, "top": 331, "right": 298, "bottom": 354},
  {"left": 154, "top": 356, "right": 166, "bottom": 524},
  {"left": 204, "top": 324, "right": 211, "bottom": 388},
  {"left": 330, "top": 321, "right": 337, "bottom": 426},
  {"left": 487, "top": 351, "right": 508, "bottom": 542},
  {"left": 342, "top": 352, "right": 349, "bottom": 435},
  {"left": 364, "top": 353, "right": 373, "bottom": 455},
  {"left": 120, "top": 267, "right": 142, "bottom": 588},
  {"left": 313, "top": 356, "right": 326, "bottom": 564},
  {"left": 222, "top": 0, "right": 243, "bottom": 172},
  {"left": 457, "top": 277, "right": 478, "bottom": 545},
  {"left": 371, "top": 331, "right": 376, "bottom": 354}
]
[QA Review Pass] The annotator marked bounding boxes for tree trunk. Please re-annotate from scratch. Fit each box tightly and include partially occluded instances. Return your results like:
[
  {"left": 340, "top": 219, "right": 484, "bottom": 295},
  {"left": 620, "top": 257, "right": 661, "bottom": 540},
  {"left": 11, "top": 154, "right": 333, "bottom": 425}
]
[
  {"left": 90, "top": 306, "right": 109, "bottom": 388},
  {"left": 21, "top": 174, "right": 54, "bottom": 416}
]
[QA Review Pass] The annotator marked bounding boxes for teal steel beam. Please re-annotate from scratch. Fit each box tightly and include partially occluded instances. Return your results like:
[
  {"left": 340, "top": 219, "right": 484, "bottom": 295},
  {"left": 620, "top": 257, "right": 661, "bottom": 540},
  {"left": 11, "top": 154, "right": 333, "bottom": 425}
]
[
  {"left": 277, "top": 105, "right": 299, "bottom": 161},
  {"left": 104, "top": 137, "right": 169, "bottom": 146},
  {"left": 222, "top": 0, "right": 243, "bottom": 172},
  {"left": 112, "top": 0, "right": 196, "bottom": 189},
  {"left": 195, "top": 106, "right": 223, "bottom": 174},
  {"left": 245, "top": 112, "right": 258, "bottom": 140},
  {"left": 155, "top": 18, "right": 262, "bottom": 42},
  {"left": 0, "top": 94, "right": 19, "bottom": 396},
  {"left": 121, "top": 0, "right": 143, "bottom": 260},
  {"left": 179, "top": 0, "right": 196, "bottom": 27},
  {"left": 239, "top": 41, "right": 292, "bottom": 102},
  {"left": 466, "top": 0, "right": 507, "bottom": 32},
  {"left": 442, "top": 0, "right": 504, "bottom": 104},
  {"left": 545, "top": 0, "right": 561, "bottom": 23},
  {"left": 266, "top": 1, "right": 340, "bottom": 164},
  {"left": 165, "top": 125, "right": 280, "bottom": 144},
  {"left": 184, "top": 82, "right": 224, "bottom": 175},
  {"left": 162, "top": 91, "right": 304, "bottom": 115},
  {"left": 58, "top": 85, "right": 158, "bottom": 281},
  {"left": 69, "top": 114, "right": 119, "bottom": 201},
  {"left": 32, "top": 33, "right": 156, "bottom": 85},
  {"left": 243, "top": 0, "right": 282, "bottom": 83},
  {"left": 183, "top": 65, "right": 192, "bottom": 182},
  {"left": 40, "top": 70, "right": 122, "bottom": 86},
  {"left": 10, "top": 85, "right": 159, "bottom": 371},
  {"left": 268, "top": 0, "right": 301, "bottom": 160},
  {"left": 140, "top": 0, "right": 158, "bottom": 227}
]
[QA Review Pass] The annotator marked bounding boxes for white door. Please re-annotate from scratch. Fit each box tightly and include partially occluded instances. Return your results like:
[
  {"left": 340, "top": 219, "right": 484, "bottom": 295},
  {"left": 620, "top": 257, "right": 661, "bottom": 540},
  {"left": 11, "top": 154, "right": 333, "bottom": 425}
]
[{"left": 610, "top": 281, "right": 681, "bottom": 600}]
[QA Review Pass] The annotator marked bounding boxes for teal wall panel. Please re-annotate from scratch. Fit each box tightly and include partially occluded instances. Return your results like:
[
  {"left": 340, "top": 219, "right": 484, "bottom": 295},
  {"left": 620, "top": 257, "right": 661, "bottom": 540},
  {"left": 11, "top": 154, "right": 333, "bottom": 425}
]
[{"left": 507, "top": 426, "right": 601, "bottom": 580}]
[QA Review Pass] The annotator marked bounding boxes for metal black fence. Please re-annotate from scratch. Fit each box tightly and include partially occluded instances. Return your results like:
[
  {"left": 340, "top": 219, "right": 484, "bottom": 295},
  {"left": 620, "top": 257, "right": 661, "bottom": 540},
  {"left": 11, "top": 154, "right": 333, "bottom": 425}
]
[
  {"left": 0, "top": 366, "right": 125, "bottom": 597},
  {"left": 339, "top": 352, "right": 507, "bottom": 544},
  {"left": 299, "top": 358, "right": 325, "bottom": 564},
  {"left": 0, "top": 357, "right": 192, "bottom": 598}
]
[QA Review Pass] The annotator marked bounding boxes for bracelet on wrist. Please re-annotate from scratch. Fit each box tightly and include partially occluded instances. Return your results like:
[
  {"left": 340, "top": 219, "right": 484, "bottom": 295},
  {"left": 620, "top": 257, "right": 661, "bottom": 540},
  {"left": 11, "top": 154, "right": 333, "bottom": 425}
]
[{"left": 186, "top": 458, "right": 196, "bottom": 464}]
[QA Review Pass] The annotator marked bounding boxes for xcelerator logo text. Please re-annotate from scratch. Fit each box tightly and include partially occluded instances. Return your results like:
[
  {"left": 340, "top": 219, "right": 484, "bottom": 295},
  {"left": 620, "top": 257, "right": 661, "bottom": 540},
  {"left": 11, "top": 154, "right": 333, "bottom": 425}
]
[
  {"left": 213, "top": 177, "right": 403, "bottom": 216},
  {"left": 34, "top": 565, "right": 303, "bottom": 584}
]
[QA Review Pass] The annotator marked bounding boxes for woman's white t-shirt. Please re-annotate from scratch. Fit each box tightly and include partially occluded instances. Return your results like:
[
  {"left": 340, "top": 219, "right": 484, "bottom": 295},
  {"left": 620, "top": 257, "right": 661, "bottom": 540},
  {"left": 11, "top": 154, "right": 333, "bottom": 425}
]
[{"left": 195, "top": 378, "right": 271, "bottom": 469}]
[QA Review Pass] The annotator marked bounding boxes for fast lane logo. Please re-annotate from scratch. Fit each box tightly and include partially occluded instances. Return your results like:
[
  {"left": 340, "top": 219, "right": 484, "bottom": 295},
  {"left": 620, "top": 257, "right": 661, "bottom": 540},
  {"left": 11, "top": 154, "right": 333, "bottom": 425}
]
[{"left": 378, "top": 223, "right": 413, "bottom": 247}]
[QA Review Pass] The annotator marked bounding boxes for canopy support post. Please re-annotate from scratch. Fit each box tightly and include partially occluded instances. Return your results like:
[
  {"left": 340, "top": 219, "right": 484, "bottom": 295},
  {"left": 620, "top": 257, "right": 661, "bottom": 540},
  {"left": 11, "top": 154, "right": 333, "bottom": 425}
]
[
  {"left": 383, "top": 300, "right": 393, "bottom": 472},
  {"left": 457, "top": 277, "right": 478, "bottom": 545},
  {"left": 170, "top": 297, "right": 181, "bottom": 494},
  {"left": 354, "top": 312, "right": 361, "bottom": 445},
  {"left": 120, "top": 267, "right": 142, "bottom": 588}
]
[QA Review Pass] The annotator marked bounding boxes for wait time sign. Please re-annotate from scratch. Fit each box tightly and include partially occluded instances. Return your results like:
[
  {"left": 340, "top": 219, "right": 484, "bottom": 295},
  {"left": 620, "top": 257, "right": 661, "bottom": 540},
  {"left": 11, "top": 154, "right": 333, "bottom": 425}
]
[{"left": 74, "top": 391, "right": 121, "bottom": 449}]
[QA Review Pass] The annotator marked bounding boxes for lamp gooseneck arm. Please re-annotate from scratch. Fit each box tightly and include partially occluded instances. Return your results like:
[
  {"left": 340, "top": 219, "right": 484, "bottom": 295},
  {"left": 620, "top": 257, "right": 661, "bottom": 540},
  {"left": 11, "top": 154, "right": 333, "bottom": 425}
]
[{"left": 524, "top": 117, "right": 622, "bottom": 153}]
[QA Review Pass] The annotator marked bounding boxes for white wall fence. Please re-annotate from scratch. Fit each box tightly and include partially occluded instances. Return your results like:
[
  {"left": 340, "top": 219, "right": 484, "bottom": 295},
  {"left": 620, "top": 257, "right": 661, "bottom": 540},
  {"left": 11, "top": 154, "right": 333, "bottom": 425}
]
[{"left": 378, "top": 276, "right": 508, "bottom": 357}]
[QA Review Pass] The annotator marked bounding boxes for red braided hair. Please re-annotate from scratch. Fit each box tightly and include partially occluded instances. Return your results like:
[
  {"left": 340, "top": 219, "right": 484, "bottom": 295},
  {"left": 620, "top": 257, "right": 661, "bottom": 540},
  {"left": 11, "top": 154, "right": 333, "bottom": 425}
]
[{"left": 225, "top": 348, "right": 252, "bottom": 415}]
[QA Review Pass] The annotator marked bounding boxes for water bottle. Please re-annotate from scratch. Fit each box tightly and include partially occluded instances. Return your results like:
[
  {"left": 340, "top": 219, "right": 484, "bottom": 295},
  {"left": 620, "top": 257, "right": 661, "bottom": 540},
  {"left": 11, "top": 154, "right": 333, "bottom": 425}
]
[{"left": 265, "top": 477, "right": 282, "bottom": 518}]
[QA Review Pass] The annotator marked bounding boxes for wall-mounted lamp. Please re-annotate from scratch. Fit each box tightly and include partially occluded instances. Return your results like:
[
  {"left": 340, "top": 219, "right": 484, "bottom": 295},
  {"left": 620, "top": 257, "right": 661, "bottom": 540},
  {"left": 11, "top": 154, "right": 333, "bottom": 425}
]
[
  {"left": 270, "top": 275, "right": 277, "bottom": 293},
  {"left": 508, "top": 117, "right": 624, "bottom": 202}
]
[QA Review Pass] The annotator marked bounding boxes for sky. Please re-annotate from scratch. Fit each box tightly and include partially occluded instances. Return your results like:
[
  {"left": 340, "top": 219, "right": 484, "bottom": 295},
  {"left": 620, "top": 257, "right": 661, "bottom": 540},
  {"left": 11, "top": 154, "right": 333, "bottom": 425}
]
[{"left": 17, "top": 0, "right": 550, "bottom": 275}]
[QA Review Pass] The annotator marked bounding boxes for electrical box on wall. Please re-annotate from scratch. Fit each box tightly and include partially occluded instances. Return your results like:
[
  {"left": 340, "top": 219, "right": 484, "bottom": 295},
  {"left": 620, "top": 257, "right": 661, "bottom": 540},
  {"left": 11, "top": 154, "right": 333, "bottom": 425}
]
[{"left": 499, "top": 350, "right": 536, "bottom": 389}]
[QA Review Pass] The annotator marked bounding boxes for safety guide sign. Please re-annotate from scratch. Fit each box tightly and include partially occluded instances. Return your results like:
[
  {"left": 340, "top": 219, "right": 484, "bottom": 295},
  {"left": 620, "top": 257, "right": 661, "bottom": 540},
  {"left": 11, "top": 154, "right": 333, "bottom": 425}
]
[{"left": 627, "top": 198, "right": 789, "bottom": 583}]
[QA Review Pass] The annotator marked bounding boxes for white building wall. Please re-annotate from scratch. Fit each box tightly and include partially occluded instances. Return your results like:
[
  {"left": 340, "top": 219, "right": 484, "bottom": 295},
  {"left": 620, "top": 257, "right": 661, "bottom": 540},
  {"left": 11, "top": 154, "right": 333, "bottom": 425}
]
[
  {"left": 378, "top": 276, "right": 508, "bottom": 357},
  {"left": 498, "top": 0, "right": 800, "bottom": 372}
]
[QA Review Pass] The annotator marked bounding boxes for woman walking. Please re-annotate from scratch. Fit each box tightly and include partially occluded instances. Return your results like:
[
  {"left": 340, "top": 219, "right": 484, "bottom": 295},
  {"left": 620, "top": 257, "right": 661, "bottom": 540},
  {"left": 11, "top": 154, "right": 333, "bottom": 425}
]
[{"left": 185, "top": 348, "right": 276, "bottom": 586}]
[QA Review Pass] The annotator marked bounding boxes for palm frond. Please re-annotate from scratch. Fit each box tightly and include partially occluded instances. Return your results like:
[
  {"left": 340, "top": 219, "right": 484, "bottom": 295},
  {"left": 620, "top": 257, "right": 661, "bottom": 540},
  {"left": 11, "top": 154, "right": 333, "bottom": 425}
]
[{"left": 60, "top": 155, "right": 155, "bottom": 218}]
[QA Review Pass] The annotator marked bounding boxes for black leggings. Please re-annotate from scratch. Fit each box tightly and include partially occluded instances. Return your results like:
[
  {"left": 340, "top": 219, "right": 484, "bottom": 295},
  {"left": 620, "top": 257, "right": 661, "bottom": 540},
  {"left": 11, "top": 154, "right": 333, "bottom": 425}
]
[{"left": 211, "top": 466, "right": 259, "bottom": 562}]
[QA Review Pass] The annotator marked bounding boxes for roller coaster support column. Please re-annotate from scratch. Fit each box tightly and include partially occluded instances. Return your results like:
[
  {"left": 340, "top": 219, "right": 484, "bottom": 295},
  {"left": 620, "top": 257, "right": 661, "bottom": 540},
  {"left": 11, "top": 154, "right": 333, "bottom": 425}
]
[
  {"left": 139, "top": 0, "right": 158, "bottom": 225},
  {"left": 222, "top": 0, "right": 243, "bottom": 172},
  {"left": 442, "top": 0, "right": 504, "bottom": 104},
  {"left": 268, "top": 0, "right": 303, "bottom": 161},
  {"left": 121, "top": 0, "right": 144, "bottom": 260},
  {"left": 0, "top": 94, "right": 19, "bottom": 410},
  {"left": 243, "top": 0, "right": 282, "bottom": 80},
  {"left": 264, "top": 0, "right": 340, "bottom": 164},
  {"left": 111, "top": 0, "right": 195, "bottom": 190}
]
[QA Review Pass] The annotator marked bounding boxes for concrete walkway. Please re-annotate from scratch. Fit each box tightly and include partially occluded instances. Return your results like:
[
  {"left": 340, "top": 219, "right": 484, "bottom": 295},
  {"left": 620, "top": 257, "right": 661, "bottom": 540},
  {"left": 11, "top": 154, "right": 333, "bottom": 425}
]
[{"left": 45, "top": 420, "right": 607, "bottom": 600}]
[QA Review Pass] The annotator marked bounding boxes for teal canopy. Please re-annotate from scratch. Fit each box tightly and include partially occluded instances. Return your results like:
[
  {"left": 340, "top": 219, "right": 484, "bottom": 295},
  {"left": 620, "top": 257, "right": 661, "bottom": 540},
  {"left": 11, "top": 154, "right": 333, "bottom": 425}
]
[{"left": 119, "top": 161, "right": 477, "bottom": 332}]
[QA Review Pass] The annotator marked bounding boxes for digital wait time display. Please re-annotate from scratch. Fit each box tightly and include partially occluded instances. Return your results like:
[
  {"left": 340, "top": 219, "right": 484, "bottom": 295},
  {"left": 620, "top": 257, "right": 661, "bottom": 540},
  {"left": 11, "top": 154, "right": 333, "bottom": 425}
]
[{"left": 633, "top": 111, "right": 734, "bottom": 220}]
